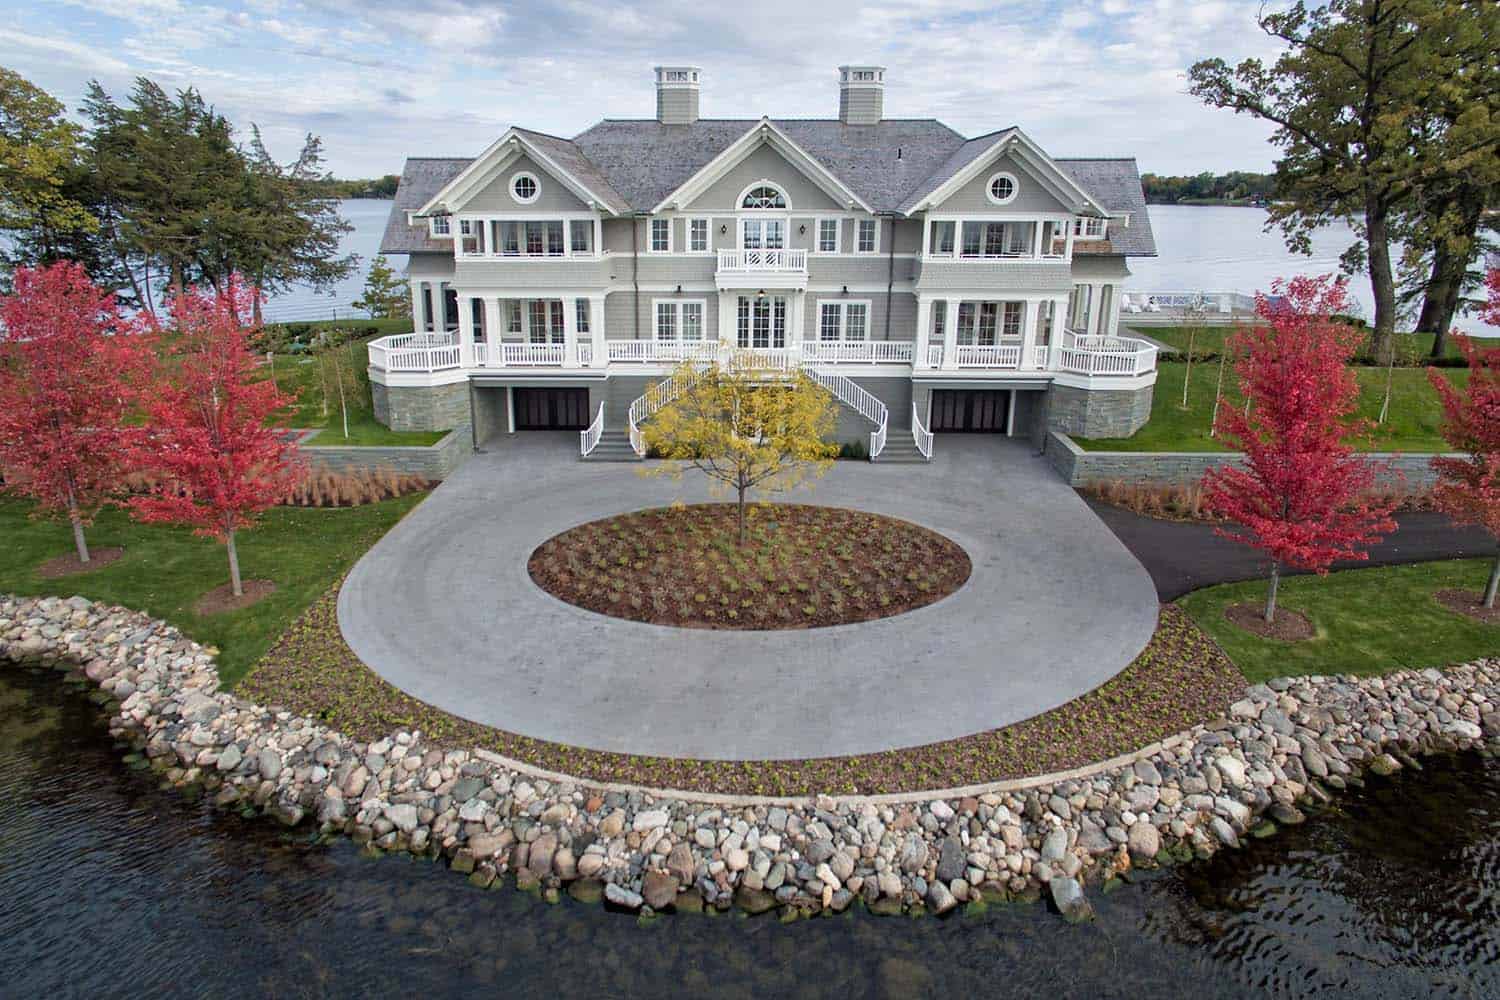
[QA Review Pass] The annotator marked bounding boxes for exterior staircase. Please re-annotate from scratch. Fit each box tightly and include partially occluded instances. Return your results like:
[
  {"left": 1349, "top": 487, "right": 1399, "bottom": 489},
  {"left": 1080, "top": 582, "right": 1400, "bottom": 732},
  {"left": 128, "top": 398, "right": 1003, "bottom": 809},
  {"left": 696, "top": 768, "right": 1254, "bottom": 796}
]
[
  {"left": 872, "top": 428, "right": 929, "bottom": 464},
  {"left": 582, "top": 429, "right": 641, "bottom": 462}
]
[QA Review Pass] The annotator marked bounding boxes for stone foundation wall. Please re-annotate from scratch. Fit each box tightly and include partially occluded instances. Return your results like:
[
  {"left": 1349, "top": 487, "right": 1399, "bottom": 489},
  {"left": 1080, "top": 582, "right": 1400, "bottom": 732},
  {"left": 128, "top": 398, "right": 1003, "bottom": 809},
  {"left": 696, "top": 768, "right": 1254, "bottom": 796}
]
[
  {"left": 1044, "top": 430, "right": 1454, "bottom": 489},
  {"left": 301, "top": 429, "right": 472, "bottom": 480},
  {"left": 1046, "top": 383, "right": 1153, "bottom": 439},
  {"left": 372, "top": 381, "right": 470, "bottom": 433}
]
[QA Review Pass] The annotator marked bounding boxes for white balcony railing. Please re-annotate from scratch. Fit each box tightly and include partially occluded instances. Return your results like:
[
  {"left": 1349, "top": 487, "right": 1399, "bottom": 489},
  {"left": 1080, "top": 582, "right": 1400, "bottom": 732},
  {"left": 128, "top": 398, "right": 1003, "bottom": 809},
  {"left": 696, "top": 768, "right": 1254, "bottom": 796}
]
[
  {"left": 716, "top": 248, "right": 808, "bottom": 272},
  {"left": 954, "top": 344, "right": 1022, "bottom": 368},
  {"left": 366, "top": 332, "right": 462, "bottom": 373},
  {"left": 499, "top": 343, "right": 567, "bottom": 366},
  {"left": 801, "top": 341, "right": 914, "bottom": 364},
  {"left": 1055, "top": 330, "right": 1157, "bottom": 376},
  {"left": 608, "top": 339, "right": 719, "bottom": 364}
]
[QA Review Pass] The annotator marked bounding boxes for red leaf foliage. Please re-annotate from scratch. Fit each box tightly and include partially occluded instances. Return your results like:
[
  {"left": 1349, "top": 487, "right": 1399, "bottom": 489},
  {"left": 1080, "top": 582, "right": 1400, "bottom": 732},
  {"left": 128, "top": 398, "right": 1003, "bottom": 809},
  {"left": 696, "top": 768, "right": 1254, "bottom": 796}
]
[
  {"left": 1427, "top": 272, "right": 1500, "bottom": 541},
  {"left": 1202, "top": 274, "right": 1397, "bottom": 572},
  {"left": 129, "top": 279, "right": 303, "bottom": 540},
  {"left": 0, "top": 262, "right": 154, "bottom": 522}
]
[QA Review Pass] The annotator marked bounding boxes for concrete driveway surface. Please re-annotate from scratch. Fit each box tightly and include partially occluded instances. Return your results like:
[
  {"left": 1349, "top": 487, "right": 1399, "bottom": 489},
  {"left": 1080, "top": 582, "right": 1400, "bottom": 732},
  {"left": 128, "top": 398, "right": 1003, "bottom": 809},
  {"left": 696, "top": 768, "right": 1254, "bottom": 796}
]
[{"left": 337, "top": 433, "right": 1159, "bottom": 761}]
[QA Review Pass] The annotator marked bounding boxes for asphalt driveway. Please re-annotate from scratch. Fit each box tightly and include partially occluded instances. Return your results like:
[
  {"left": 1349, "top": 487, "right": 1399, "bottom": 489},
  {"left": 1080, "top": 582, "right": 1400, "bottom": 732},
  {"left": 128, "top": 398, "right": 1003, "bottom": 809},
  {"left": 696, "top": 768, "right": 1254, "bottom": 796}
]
[{"left": 338, "top": 434, "right": 1160, "bottom": 761}]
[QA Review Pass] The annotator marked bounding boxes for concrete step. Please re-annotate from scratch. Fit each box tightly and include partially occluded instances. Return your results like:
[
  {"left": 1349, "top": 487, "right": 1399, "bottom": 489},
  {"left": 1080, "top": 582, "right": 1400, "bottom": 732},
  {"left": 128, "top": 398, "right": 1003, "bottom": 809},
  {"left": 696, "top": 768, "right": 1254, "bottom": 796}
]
[{"left": 582, "top": 431, "right": 642, "bottom": 462}]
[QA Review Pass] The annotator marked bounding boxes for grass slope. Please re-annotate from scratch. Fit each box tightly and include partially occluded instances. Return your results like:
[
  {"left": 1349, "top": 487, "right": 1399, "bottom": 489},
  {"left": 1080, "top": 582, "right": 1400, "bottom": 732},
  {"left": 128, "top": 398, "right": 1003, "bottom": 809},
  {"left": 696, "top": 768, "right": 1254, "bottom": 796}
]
[
  {"left": 1078, "top": 361, "right": 1463, "bottom": 453},
  {"left": 265, "top": 334, "right": 445, "bottom": 448},
  {"left": 0, "top": 495, "right": 424, "bottom": 687},
  {"left": 1176, "top": 558, "right": 1499, "bottom": 683},
  {"left": 1134, "top": 323, "right": 1460, "bottom": 361}
]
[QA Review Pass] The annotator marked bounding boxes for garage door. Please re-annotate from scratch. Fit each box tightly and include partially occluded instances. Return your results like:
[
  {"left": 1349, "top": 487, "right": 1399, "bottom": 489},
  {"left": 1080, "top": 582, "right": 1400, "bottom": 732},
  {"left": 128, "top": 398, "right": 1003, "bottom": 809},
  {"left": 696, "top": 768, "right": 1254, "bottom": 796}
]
[
  {"left": 929, "top": 389, "right": 1009, "bottom": 433},
  {"left": 513, "top": 388, "right": 590, "bottom": 430}
]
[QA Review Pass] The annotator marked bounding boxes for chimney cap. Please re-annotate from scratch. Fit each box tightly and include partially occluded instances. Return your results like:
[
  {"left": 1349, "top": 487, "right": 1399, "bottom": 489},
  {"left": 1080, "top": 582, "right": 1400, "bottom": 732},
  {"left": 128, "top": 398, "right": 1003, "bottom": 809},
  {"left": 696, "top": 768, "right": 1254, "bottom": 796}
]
[
  {"left": 654, "top": 66, "right": 701, "bottom": 87},
  {"left": 838, "top": 66, "right": 886, "bottom": 86}
]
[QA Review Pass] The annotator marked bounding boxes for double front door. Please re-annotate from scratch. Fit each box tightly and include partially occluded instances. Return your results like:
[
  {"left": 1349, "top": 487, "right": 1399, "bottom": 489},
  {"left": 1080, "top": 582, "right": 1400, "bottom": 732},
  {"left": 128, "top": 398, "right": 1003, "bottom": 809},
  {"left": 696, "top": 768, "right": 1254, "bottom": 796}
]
[{"left": 736, "top": 295, "right": 787, "bottom": 349}]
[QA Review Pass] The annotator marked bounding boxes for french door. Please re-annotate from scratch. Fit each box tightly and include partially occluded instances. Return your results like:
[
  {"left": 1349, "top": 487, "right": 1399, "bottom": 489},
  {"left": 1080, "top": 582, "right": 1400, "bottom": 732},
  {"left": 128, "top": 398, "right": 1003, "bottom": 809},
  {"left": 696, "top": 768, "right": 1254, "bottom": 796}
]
[
  {"left": 736, "top": 295, "right": 787, "bottom": 348},
  {"left": 740, "top": 218, "right": 785, "bottom": 249}
]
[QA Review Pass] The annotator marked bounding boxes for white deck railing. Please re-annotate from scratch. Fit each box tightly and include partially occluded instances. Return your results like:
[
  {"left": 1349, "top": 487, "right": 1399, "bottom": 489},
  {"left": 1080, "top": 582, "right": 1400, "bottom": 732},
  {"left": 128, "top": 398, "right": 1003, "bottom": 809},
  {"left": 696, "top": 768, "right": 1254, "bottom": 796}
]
[
  {"left": 608, "top": 339, "right": 719, "bottom": 364},
  {"left": 912, "top": 401, "right": 933, "bottom": 461},
  {"left": 499, "top": 343, "right": 567, "bottom": 366},
  {"left": 716, "top": 248, "right": 808, "bottom": 272},
  {"left": 804, "top": 369, "right": 889, "bottom": 460},
  {"left": 579, "top": 401, "right": 605, "bottom": 457},
  {"left": 801, "top": 341, "right": 914, "bottom": 364},
  {"left": 627, "top": 369, "right": 697, "bottom": 457},
  {"left": 954, "top": 344, "right": 1022, "bottom": 368},
  {"left": 1055, "top": 330, "right": 1157, "bottom": 376},
  {"left": 366, "top": 332, "right": 462, "bottom": 373}
]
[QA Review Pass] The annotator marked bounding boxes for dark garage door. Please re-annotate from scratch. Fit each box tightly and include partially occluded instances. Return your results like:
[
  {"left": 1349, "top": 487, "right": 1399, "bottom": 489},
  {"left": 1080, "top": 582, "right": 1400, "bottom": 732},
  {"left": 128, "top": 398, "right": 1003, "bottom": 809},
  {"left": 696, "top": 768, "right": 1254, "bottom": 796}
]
[
  {"left": 513, "top": 388, "right": 590, "bottom": 430},
  {"left": 929, "top": 389, "right": 1009, "bottom": 433}
]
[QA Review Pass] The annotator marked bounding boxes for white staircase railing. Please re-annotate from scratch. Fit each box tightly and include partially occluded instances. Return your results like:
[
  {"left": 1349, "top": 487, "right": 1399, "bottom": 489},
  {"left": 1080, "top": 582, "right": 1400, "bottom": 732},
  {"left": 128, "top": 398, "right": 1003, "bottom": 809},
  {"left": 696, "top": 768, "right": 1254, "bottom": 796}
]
[
  {"left": 628, "top": 370, "right": 698, "bottom": 457},
  {"left": 579, "top": 401, "right": 605, "bottom": 457},
  {"left": 802, "top": 368, "right": 889, "bottom": 460},
  {"left": 912, "top": 402, "right": 933, "bottom": 461}
]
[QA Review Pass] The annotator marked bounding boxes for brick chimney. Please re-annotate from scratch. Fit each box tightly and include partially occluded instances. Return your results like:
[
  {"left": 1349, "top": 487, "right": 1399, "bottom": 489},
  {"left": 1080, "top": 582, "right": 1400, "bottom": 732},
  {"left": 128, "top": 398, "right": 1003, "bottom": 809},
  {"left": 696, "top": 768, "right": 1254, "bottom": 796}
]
[
  {"left": 654, "top": 66, "right": 701, "bottom": 125},
  {"left": 838, "top": 66, "right": 884, "bottom": 125}
]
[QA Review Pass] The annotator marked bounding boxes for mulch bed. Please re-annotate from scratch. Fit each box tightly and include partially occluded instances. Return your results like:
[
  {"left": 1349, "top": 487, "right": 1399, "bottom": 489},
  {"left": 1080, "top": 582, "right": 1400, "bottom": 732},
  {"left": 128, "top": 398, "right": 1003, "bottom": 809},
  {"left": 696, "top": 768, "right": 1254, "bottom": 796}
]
[
  {"left": 527, "top": 503, "right": 972, "bottom": 630},
  {"left": 36, "top": 546, "right": 125, "bottom": 579},
  {"left": 1224, "top": 601, "right": 1315, "bottom": 640},
  {"left": 240, "top": 587, "right": 1246, "bottom": 797},
  {"left": 193, "top": 579, "right": 277, "bottom": 616},
  {"left": 1435, "top": 588, "right": 1500, "bottom": 625}
]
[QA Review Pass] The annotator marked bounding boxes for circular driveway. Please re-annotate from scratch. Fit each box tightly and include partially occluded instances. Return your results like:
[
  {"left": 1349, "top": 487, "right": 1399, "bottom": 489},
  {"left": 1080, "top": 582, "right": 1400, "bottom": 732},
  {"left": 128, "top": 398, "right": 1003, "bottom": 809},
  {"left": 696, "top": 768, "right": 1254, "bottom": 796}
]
[{"left": 337, "top": 433, "right": 1159, "bottom": 761}]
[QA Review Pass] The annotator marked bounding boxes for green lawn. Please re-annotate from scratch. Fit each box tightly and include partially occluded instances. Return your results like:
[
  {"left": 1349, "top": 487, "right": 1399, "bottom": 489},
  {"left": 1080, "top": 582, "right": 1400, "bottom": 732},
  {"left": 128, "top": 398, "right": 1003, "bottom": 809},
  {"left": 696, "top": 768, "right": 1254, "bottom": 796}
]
[
  {"left": 1176, "top": 559, "right": 1499, "bottom": 683},
  {"left": 1077, "top": 361, "right": 1464, "bottom": 453},
  {"left": 0, "top": 495, "right": 425, "bottom": 687},
  {"left": 1132, "top": 323, "right": 1460, "bottom": 362},
  {"left": 265, "top": 335, "right": 445, "bottom": 447}
]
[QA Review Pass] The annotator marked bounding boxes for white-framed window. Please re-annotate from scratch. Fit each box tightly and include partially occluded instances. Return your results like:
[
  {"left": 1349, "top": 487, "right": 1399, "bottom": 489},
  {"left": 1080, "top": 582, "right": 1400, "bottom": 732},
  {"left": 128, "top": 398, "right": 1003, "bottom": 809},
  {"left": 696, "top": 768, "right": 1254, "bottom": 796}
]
[
  {"left": 1002, "top": 301, "right": 1024, "bottom": 338},
  {"left": 569, "top": 220, "right": 592, "bottom": 254},
  {"left": 527, "top": 299, "right": 565, "bottom": 344},
  {"left": 958, "top": 221, "right": 1035, "bottom": 258},
  {"left": 1074, "top": 216, "right": 1107, "bottom": 239},
  {"left": 740, "top": 217, "right": 785, "bottom": 250},
  {"left": 428, "top": 215, "right": 450, "bottom": 237},
  {"left": 510, "top": 171, "right": 540, "bottom": 205},
  {"left": 817, "top": 300, "right": 870, "bottom": 341},
  {"left": 856, "top": 218, "right": 878, "bottom": 253},
  {"left": 654, "top": 299, "right": 706, "bottom": 341},
  {"left": 931, "top": 300, "right": 946, "bottom": 340},
  {"left": 575, "top": 299, "right": 590, "bottom": 334},
  {"left": 688, "top": 217, "right": 710, "bottom": 253},
  {"left": 928, "top": 220, "right": 955, "bottom": 256},
  {"left": 506, "top": 300, "right": 523, "bottom": 334},
  {"left": 650, "top": 217, "right": 671, "bottom": 252},
  {"left": 986, "top": 172, "right": 1018, "bottom": 206},
  {"left": 741, "top": 184, "right": 787, "bottom": 209},
  {"left": 816, "top": 218, "right": 840, "bottom": 254},
  {"left": 459, "top": 219, "right": 484, "bottom": 254},
  {"left": 736, "top": 294, "right": 787, "bottom": 348}
]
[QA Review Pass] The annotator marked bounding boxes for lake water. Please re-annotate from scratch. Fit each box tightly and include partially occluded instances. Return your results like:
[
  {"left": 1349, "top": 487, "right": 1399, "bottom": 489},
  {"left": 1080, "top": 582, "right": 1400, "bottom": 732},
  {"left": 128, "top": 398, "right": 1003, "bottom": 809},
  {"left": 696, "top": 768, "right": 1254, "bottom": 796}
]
[
  {"left": 266, "top": 201, "right": 1492, "bottom": 335},
  {"left": 2, "top": 664, "right": 1498, "bottom": 997}
]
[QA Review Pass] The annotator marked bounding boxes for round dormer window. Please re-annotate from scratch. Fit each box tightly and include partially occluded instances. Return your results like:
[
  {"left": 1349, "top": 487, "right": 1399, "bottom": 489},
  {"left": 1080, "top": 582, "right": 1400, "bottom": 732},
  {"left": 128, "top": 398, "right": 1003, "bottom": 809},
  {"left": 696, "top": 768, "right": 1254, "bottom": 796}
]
[
  {"left": 511, "top": 172, "right": 540, "bottom": 204},
  {"left": 986, "top": 172, "right": 1018, "bottom": 206}
]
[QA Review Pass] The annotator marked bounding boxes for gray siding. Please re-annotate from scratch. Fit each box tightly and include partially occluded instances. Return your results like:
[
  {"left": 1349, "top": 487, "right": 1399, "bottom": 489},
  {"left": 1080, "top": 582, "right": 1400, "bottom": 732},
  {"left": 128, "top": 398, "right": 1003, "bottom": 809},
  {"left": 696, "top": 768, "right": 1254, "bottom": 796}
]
[
  {"left": 453, "top": 256, "right": 610, "bottom": 289},
  {"left": 462, "top": 153, "right": 591, "bottom": 212},
  {"left": 915, "top": 258, "right": 1073, "bottom": 293},
  {"left": 839, "top": 87, "right": 883, "bottom": 126},
  {"left": 605, "top": 289, "right": 721, "bottom": 341},
  {"left": 1070, "top": 256, "right": 1131, "bottom": 282},
  {"left": 932, "top": 152, "right": 1074, "bottom": 215},
  {"left": 407, "top": 252, "right": 455, "bottom": 280},
  {"left": 680, "top": 143, "right": 845, "bottom": 212},
  {"left": 804, "top": 291, "right": 916, "bottom": 341},
  {"left": 656, "top": 87, "right": 699, "bottom": 125},
  {"left": 807, "top": 255, "right": 916, "bottom": 286}
]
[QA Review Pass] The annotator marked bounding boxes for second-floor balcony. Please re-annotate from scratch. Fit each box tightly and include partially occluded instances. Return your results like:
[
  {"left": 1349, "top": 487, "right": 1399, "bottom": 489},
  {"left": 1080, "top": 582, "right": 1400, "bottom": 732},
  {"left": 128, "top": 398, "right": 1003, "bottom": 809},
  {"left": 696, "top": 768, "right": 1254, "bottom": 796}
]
[{"left": 715, "top": 248, "right": 808, "bottom": 289}]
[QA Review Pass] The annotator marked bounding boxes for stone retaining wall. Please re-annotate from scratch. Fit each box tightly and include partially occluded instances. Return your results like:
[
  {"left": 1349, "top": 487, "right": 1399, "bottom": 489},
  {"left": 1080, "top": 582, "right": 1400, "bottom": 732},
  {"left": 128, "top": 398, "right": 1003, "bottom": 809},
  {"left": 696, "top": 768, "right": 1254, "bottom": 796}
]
[
  {"left": 372, "top": 381, "right": 469, "bottom": 433},
  {"left": 1045, "top": 430, "right": 1453, "bottom": 489},
  {"left": 299, "top": 428, "right": 472, "bottom": 480},
  {"left": 4, "top": 593, "right": 1495, "bottom": 922}
]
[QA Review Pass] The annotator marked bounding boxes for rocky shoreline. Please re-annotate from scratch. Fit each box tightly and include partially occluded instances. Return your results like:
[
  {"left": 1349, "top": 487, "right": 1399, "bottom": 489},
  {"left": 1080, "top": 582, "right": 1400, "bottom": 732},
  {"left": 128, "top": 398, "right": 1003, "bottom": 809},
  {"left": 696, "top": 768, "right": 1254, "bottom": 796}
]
[{"left": 4, "top": 593, "right": 1498, "bottom": 922}]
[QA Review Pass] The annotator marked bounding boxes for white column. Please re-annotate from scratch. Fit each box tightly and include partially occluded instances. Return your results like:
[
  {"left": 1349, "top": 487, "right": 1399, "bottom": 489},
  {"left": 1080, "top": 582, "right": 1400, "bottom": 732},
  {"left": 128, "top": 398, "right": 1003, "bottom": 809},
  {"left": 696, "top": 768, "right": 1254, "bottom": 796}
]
[
  {"left": 1032, "top": 221, "right": 1045, "bottom": 259},
  {"left": 1048, "top": 295, "right": 1067, "bottom": 369},
  {"left": 410, "top": 279, "right": 425, "bottom": 332},
  {"left": 590, "top": 294, "right": 607, "bottom": 368},
  {"left": 482, "top": 298, "right": 501, "bottom": 368},
  {"left": 456, "top": 293, "right": 476, "bottom": 367},
  {"left": 1103, "top": 284, "right": 1120, "bottom": 337},
  {"left": 718, "top": 292, "right": 736, "bottom": 349},
  {"left": 941, "top": 299, "right": 959, "bottom": 370},
  {"left": 562, "top": 295, "right": 579, "bottom": 367},
  {"left": 788, "top": 290, "right": 804, "bottom": 355},
  {"left": 1018, "top": 299, "right": 1039, "bottom": 371},
  {"left": 914, "top": 296, "right": 933, "bottom": 368},
  {"left": 437, "top": 282, "right": 450, "bottom": 334}
]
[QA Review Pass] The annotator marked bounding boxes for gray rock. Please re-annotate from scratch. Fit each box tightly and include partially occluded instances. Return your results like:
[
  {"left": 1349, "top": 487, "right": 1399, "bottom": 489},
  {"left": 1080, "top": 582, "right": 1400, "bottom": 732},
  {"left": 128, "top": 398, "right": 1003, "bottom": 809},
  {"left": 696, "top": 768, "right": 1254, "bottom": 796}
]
[
  {"left": 256, "top": 750, "right": 282, "bottom": 781},
  {"left": 899, "top": 832, "right": 927, "bottom": 874},
  {"left": 1049, "top": 877, "right": 1094, "bottom": 923},
  {"left": 806, "top": 838, "right": 836, "bottom": 864},
  {"left": 216, "top": 745, "right": 242, "bottom": 772},
  {"left": 926, "top": 880, "right": 957, "bottom": 914},
  {"left": 1127, "top": 820, "right": 1160, "bottom": 862},
  {"left": 667, "top": 842, "right": 695, "bottom": 884},
  {"left": 604, "top": 882, "right": 643, "bottom": 910},
  {"left": 642, "top": 869, "right": 679, "bottom": 910},
  {"left": 384, "top": 803, "right": 419, "bottom": 834},
  {"left": 935, "top": 837, "right": 965, "bottom": 882},
  {"left": 1041, "top": 827, "right": 1069, "bottom": 862}
]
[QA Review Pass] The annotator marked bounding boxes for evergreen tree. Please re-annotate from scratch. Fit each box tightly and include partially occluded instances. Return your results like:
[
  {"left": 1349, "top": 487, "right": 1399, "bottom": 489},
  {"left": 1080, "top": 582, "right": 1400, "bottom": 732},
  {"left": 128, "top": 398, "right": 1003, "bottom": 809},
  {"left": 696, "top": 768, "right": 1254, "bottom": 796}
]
[
  {"left": 0, "top": 67, "right": 96, "bottom": 279},
  {"left": 352, "top": 254, "right": 409, "bottom": 318}
]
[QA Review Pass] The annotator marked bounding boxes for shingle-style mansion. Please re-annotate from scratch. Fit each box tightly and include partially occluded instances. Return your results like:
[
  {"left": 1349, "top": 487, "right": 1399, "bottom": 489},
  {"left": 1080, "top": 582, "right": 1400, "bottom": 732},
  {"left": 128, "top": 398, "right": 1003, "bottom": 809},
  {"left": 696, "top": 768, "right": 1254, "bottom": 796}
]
[{"left": 372, "top": 66, "right": 1159, "bottom": 461}]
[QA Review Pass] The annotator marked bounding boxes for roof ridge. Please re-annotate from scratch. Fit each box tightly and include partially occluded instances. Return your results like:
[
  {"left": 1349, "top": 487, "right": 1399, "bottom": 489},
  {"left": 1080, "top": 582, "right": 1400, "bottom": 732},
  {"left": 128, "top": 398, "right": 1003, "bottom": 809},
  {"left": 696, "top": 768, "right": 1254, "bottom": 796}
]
[
  {"left": 511, "top": 125, "right": 580, "bottom": 144},
  {"left": 1054, "top": 156, "right": 1140, "bottom": 162}
]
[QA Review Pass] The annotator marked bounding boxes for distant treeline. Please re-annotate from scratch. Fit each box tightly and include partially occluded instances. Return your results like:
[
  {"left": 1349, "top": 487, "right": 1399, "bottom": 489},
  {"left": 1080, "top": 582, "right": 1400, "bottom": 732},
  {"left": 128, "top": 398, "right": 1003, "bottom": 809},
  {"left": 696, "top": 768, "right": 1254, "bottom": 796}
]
[
  {"left": 312, "top": 175, "right": 401, "bottom": 199},
  {"left": 1141, "top": 171, "right": 1275, "bottom": 205}
]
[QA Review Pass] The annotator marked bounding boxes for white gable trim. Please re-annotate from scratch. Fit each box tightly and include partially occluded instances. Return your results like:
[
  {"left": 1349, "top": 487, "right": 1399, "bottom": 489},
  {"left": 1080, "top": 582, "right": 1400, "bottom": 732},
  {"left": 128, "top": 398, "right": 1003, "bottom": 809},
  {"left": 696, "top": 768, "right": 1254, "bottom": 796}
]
[
  {"left": 416, "top": 129, "right": 618, "bottom": 216},
  {"left": 652, "top": 118, "right": 873, "bottom": 215},
  {"left": 905, "top": 128, "right": 1110, "bottom": 217}
]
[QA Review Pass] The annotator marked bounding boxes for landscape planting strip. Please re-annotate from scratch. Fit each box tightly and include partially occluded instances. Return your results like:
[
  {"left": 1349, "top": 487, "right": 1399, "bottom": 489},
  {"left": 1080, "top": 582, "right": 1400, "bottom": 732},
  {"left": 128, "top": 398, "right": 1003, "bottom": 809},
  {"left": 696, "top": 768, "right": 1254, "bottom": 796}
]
[{"left": 5, "top": 591, "right": 1499, "bottom": 922}]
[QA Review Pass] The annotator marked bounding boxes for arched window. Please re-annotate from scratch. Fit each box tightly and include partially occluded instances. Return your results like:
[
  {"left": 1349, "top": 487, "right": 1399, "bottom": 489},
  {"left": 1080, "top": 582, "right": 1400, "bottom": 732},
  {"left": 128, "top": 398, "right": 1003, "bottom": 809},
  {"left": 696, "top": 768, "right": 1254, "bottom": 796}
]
[{"left": 741, "top": 184, "right": 787, "bottom": 209}]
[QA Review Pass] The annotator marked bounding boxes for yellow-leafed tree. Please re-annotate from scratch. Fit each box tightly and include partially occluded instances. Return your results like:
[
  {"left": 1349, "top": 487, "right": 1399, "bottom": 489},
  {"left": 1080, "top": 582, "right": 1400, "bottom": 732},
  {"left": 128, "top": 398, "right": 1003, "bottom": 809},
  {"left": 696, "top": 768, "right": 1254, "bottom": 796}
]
[{"left": 643, "top": 359, "right": 840, "bottom": 544}]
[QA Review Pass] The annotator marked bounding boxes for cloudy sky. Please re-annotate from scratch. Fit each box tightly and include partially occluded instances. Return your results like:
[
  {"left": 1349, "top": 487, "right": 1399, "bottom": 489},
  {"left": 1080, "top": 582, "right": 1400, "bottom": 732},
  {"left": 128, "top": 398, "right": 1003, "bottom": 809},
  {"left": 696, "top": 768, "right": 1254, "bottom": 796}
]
[{"left": 5, "top": 0, "right": 1287, "bottom": 178}]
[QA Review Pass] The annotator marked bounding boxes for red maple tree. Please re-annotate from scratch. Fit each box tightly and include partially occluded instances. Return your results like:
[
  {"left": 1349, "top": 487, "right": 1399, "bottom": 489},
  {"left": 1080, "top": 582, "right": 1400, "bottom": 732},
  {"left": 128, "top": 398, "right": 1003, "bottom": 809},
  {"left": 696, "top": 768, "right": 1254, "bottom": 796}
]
[
  {"left": 0, "top": 262, "right": 153, "bottom": 564},
  {"left": 1203, "top": 275, "right": 1398, "bottom": 622},
  {"left": 1427, "top": 273, "right": 1500, "bottom": 607},
  {"left": 130, "top": 279, "right": 302, "bottom": 597}
]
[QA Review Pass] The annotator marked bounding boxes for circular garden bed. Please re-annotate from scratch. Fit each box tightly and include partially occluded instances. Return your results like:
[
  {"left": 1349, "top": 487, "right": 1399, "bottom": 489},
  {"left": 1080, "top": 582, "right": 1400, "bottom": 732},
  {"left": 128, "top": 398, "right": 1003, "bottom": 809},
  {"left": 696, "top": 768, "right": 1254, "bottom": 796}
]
[{"left": 527, "top": 503, "right": 971, "bottom": 630}]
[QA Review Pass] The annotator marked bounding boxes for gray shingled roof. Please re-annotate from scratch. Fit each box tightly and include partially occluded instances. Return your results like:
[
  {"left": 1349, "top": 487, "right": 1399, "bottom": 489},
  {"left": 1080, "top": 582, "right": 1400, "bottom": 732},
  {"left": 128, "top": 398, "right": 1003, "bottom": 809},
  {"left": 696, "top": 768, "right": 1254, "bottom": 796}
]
[
  {"left": 1056, "top": 159, "right": 1156, "bottom": 256},
  {"left": 380, "top": 123, "right": 1155, "bottom": 257}
]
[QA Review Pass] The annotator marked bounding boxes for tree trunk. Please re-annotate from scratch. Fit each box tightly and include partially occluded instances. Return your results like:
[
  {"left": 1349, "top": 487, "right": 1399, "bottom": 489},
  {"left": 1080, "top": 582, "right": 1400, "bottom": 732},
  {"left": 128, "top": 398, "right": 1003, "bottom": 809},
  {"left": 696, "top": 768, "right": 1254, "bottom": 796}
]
[
  {"left": 1264, "top": 562, "right": 1281, "bottom": 623},
  {"left": 65, "top": 487, "right": 89, "bottom": 563},
  {"left": 226, "top": 526, "right": 243, "bottom": 597},
  {"left": 1209, "top": 349, "right": 1228, "bottom": 437},
  {"left": 1485, "top": 554, "right": 1499, "bottom": 610},
  {"left": 737, "top": 477, "right": 747, "bottom": 547},
  {"left": 1180, "top": 327, "right": 1196, "bottom": 409},
  {"left": 1418, "top": 189, "right": 1484, "bottom": 359},
  {"left": 1364, "top": 198, "right": 1397, "bottom": 362},
  {"left": 252, "top": 287, "right": 264, "bottom": 326}
]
